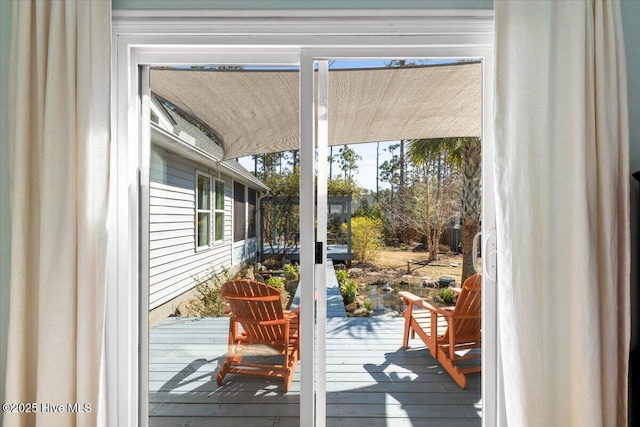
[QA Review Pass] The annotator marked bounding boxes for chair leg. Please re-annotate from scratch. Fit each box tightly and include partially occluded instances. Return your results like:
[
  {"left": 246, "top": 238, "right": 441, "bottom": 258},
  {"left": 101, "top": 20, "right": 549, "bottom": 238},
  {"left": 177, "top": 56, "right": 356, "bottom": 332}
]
[
  {"left": 284, "top": 369, "right": 294, "bottom": 392},
  {"left": 402, "top": 309, "right": 413, "bottom": 348},
  {"left": 402, "top": 322, "right": 411, "bottom": 348},
  {"left": 436, "top": 348, "right": 467, "bottom": 389},
  {"left": 216, "top": 359, "right": 231, "bottom": 386},
  {"left": 283, "top": 348, "right": 299, "bottom": 392}
]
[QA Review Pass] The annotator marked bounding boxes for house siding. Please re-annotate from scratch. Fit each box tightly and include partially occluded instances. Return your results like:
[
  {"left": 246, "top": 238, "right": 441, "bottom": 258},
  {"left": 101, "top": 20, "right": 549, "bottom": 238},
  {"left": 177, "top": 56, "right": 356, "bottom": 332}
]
[{"left": 149, "top": 146, "right": 234, "bottom": 310}]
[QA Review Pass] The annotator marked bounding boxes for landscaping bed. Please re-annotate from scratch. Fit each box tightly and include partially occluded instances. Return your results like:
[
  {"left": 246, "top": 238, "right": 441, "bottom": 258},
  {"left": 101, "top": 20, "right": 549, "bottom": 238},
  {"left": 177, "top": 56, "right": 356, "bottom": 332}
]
[{"left": 337, "top": 248, "right": 465, "bottom": 317}]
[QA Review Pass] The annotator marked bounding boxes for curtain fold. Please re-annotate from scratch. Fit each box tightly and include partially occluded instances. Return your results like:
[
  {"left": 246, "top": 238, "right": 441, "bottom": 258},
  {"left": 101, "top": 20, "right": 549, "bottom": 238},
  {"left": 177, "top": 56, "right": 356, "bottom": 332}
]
[
  {"left": 494, "top": 1, "right": 629, "bottom": 426},
  {"left": 5, "top": 1, "right": 110, "bottom": 426}
]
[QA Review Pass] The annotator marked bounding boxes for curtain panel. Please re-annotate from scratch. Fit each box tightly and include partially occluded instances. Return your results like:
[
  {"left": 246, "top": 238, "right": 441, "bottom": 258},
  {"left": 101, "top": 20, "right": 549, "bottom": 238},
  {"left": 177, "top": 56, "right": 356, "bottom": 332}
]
[
  {"left": 5, "top": 1, "right": 111, "bottom": 426},
  {"left": 495, "top": 1, "right": 629, "bottom": 426}
]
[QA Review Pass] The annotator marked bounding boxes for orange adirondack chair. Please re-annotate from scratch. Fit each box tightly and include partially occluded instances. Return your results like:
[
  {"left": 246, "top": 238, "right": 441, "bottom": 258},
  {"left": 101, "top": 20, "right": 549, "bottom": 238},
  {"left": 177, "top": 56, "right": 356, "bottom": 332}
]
[
  {"left": 216, "top": 279, "right": 300, "bottom": 391},
  {"left": 398, "top": 273, "right": 481, "bottom": 389}
]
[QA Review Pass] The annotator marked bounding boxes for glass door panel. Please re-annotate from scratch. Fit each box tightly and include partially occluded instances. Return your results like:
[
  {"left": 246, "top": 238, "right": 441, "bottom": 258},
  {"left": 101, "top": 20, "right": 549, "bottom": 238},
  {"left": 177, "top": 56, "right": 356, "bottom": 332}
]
[
  {"left": 140, "top": 51, "right": 492, "bottom": 427},
  {"left": 145, "top": 63, "right": 303, "bottom": 426},
  {"left": 317, "top": 56, "right": 486, "bottom": 426}
]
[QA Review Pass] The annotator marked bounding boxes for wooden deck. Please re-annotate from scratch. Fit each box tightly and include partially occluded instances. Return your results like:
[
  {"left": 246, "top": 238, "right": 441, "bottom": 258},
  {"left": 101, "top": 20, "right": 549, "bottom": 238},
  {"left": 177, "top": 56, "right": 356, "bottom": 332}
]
[{"left": 149, "top": 315, "right": 482, "bottom": 426}]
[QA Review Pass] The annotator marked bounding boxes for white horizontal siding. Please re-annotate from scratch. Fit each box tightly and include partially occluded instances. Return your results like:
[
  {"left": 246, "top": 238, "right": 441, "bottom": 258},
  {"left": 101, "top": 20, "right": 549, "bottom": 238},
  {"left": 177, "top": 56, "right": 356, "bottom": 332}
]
[
  {"left": 149, "top": 145, "right": 234, "bottom": 310},
  {"left": 149, "top": 235, "right": 193, "bottom": 251},
  {"left": 149, "top": 241, "right": 194, "bottom": 260},
  {"left": 149, "top": 228, "right": 193, "bottom": 242},
  {"left": 149, "top": 221, "right": 193, "bottom": 233},
  {"left": 150, "top": 213, "right": 194, "bottom": 224},
  {"left": 150, "top": 244, "right": 228, "bottom": 280},
  {"left": 149, "top": 185, "right": 192, "bottom": 202}
]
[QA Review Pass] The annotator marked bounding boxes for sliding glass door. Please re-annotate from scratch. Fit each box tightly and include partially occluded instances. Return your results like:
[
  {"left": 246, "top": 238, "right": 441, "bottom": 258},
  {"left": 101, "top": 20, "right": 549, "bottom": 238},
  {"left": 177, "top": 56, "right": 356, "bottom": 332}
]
[{"left": 129, "top": 44, "right": 494, "bottom": 427}]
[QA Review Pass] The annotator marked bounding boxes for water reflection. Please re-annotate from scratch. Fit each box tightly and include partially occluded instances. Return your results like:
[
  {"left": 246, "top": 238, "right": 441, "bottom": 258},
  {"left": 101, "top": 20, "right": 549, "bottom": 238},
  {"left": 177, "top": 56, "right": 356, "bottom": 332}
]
[{"left": 366, "top": 282, "right": 440, "bottom": 315}]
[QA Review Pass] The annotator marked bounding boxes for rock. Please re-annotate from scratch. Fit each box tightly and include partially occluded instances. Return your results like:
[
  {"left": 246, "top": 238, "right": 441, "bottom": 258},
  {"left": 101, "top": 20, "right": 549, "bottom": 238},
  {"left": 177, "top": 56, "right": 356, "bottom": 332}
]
[
  {"left": 174, "top": 298, "right": 204, "bottom": 317},
  {"left": 351, "top": 307, "right": 370, "bottom": 317},
  {"left": 420, "top": 276, "right": 436, "bottom": 287},
  {"left": 345, "top": 302, "right": 359, "bottom": 312}
]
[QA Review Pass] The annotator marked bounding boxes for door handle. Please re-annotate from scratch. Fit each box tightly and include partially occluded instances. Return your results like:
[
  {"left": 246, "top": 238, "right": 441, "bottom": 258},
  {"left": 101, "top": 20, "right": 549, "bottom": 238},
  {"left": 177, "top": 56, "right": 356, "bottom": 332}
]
[
  {"left": 483, "top": 229, "right": 497, "bottom": 282},
  {"left": 472, "top": 231, "right": 482, "bottom": 273},
  {"left": 315, "top": 241, "right": 324, "bottom": 264}
]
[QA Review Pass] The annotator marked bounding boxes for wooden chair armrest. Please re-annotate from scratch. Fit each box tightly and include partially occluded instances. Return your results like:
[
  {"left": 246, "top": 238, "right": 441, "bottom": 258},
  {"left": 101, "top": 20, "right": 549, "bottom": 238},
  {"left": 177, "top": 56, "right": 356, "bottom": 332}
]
[
  {"left": 398, "top": 291, "right": 423, "bottom": 305},
  {"left": 286, "top": 307, "right": 301, "bottom": 316},
  {"left": 284, "top": 309, "right": 300, "bottom": 323},
  {"left": 398, "top": 291, "right": 454, "bottom": 317},
  {"left": 450, "top": 287, "right": 462, "bottom": 295}
]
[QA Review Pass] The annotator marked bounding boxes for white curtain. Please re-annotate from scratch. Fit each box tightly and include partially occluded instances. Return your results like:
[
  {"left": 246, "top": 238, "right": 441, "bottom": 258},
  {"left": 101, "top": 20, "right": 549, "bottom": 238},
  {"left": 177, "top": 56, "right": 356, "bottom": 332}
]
[
  {"left": 495, "top": 1, "right": 629, "bottom": 426},
  {"left": 5, "top": 1, "right": 110, "bottom": 426}
]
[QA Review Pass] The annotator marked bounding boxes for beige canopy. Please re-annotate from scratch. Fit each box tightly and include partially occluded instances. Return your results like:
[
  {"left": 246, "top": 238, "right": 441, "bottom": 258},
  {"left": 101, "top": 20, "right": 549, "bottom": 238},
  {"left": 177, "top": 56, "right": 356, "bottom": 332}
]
[{"left": 150, "top": 62, "right": 481, "bottom": 160}]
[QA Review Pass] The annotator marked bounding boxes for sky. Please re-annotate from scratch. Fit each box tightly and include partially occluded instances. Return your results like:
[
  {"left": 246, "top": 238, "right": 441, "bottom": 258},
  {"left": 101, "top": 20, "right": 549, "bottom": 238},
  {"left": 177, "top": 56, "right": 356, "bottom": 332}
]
[{"left": 238, "top": 140, "right": 398, "bottom": 192}]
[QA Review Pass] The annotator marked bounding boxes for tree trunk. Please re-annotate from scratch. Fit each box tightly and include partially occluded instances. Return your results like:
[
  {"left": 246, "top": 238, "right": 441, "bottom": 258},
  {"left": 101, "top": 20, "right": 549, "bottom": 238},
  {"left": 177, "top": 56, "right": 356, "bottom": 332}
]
[
  {"left": 460, "top": 138, "right": 482, "bottom": 283},
  {"left": 462, "top": 217, "right": 479, "bottom": 282}
]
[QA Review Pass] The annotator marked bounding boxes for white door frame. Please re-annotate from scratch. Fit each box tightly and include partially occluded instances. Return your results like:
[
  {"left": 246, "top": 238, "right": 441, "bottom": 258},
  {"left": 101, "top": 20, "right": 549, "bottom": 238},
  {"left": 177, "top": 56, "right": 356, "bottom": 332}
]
[{"left": 110, "top": 9, "right": 496, "bottom": 427}]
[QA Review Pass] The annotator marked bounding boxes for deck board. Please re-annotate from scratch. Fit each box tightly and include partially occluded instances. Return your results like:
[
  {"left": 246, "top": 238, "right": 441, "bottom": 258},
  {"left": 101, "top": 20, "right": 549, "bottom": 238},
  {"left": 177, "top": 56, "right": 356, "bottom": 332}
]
[{"left": 149, "top": 316, "right": 481, "bottom": 426}]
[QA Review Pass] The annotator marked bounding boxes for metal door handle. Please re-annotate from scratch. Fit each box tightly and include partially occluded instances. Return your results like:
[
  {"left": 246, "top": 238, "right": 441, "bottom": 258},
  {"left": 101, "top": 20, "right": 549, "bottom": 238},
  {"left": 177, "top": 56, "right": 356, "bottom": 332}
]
[
  {"left": 483, "top": 229, "right": 497, "bottom": 282},
  {"left": 472, "top": 231, "right": 482, "bottom": 273}
]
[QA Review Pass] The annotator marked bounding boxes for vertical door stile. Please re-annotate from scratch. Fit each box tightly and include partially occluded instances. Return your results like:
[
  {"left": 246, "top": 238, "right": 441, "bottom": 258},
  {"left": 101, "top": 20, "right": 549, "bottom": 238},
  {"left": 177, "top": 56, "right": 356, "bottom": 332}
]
[
  {"left": 315, "top": 59, "right": 329, "bottom": 427},
  {"left": 138, "top": 65, "right": 151, "bottom": 427},
  {"left": 299, "top": 52, "right": 316, "bottom": 426},
  {"left": 480, "top": 51, "right": 500, "bottom": 427}
]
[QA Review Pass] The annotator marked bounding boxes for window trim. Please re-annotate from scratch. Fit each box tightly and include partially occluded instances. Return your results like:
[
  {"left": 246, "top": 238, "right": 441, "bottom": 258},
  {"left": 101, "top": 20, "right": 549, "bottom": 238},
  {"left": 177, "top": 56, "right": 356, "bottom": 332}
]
[
  {"left": 233, "top": 180, "right": 246, "bottom": 243},
  {"left": 195, "top": 170, "right": 212, "bottom": 251},
  {"left": 214, "top": 179, "right": 225, "bottom": 243},
  {"left": 247, "top": 187, "right": 257, "bottom": 240}
]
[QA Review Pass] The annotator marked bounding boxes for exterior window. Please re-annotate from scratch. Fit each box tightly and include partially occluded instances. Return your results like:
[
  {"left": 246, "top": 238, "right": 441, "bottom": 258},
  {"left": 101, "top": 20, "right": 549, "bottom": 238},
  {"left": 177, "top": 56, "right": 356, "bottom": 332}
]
[
  {"left": 214, "top": 180, "right": 225, "bottom": 242},
  {"left": 233, "top": 181, "right": 246, "bottom": 242},
  {"left": 196, "top": 171, "right": 212, "bottom": 249},
  {"left": 248, "top": 188, "right": 257, "bottom": 239}
]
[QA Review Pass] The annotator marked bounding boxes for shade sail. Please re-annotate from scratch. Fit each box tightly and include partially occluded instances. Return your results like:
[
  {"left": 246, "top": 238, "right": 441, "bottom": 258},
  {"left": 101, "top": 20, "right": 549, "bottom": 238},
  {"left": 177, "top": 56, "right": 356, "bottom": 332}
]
[{"left": 151, "top": 63, "right": 481, "bottom": 160}]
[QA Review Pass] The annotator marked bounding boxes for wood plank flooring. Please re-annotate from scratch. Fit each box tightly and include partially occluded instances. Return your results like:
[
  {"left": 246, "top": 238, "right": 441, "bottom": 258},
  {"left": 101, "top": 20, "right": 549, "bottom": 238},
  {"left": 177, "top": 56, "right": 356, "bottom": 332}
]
[{"left": 149, "top": 316, "right": 481, "bottom": 426}]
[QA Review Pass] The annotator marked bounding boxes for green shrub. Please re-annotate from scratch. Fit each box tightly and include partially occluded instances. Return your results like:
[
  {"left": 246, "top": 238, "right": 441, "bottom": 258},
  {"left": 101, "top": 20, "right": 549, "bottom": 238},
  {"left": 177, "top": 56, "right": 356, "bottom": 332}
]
[
  {"left": 193, "top": 267, "right": 232, "bottom": 317},
  {"left": 439, "top": 288, "right": 456, "bottom": 305},
  {"left": 335, "top": 269, "right": 349, "bottom": 288},
  {"left": 340, "top": 279, "right": 358, "bottom": 305},
  {"left": 340, "top": 279, "right": 358, "bottom": 295},
  {"left": 283, "top": 263, "right": 299, "bottom": 280},
  {"left": 266, "top": 276, "right": 291, "bottom": 309},
  {"left": 343, "top": 216, "right": 383, "bottom": 264},
  {"left": 266, "top": 276, "right": 286, "bottom": 291}
]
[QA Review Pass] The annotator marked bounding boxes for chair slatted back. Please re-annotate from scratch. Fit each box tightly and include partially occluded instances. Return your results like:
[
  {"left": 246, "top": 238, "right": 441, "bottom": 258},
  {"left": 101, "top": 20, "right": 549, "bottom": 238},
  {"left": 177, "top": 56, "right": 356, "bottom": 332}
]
[
  {"left": 450, "top": 274, "right": 482, "bottom": 342},
  {"left": 221, "top": 280, "right": 286, "bottom": 344}
]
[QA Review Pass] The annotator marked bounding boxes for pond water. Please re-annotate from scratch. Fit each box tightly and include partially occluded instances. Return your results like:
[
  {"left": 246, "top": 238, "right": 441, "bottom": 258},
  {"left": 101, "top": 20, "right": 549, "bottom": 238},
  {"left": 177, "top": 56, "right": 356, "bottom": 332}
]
[{"left": 364, "top": 282, "right": 440, "bottom": 314}]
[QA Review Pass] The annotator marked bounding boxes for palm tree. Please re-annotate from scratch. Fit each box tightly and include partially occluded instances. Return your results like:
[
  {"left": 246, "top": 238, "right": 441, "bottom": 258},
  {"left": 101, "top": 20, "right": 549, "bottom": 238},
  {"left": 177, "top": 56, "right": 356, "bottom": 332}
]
[{"left": 408, "top": 137, "right": 481, "bottom": 282}]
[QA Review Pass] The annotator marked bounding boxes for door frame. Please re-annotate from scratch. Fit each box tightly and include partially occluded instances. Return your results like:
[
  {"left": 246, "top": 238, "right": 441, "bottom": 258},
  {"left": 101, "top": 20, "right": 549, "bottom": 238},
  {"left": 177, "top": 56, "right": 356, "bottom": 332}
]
[{"left": 110, "top": 9, "right": 496, "bottom": 427}]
